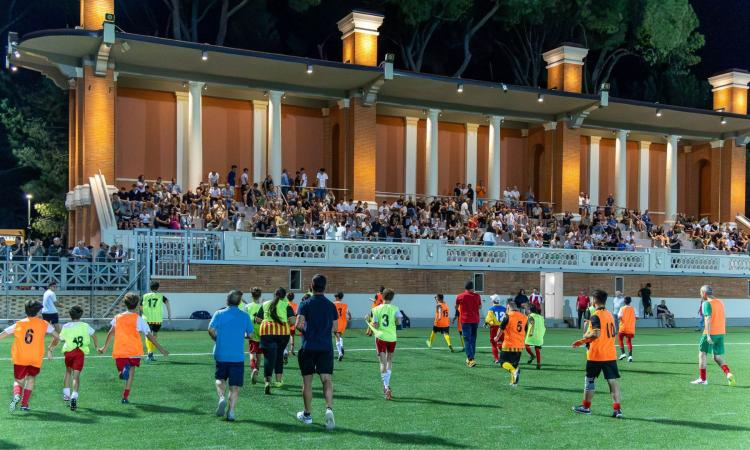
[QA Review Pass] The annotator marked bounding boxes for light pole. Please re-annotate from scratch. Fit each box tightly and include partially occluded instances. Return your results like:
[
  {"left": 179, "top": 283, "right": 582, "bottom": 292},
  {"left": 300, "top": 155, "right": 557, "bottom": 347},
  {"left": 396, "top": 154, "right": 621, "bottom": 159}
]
[{"left": 25, "top": 193, "right": 33, "bottom": 230}]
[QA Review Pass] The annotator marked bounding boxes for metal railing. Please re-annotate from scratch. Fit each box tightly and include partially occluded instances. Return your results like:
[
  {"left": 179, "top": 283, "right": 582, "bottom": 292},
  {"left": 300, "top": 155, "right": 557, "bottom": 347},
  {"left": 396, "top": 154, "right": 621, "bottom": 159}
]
[{"left": 0, "top": 257, "right": 136, "bottom": 291}]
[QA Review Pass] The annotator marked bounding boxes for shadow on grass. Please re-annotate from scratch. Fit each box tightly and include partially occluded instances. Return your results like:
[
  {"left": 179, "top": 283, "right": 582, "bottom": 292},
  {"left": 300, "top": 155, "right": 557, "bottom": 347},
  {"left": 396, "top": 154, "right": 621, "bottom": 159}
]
[
  {"left": 0, "top": 440, "right": 22, "bottom": 449},
  {"left": 27, "top": 410, "right": 97, "bottom": 424},
  {"left": 242, "top": 418, "right": 469, "bottom": 448},
  {"left": 627, "top": 417, "right": 750, "bottom": 432},
  {"left": 136, "top": 403, "right": 202, "bottom": 414},
  {"left": 394, "top": 396, "right": 499, "bottom": 409},
  {"left": 523, "top": 385, "right": 582, "bottom": 394},
  {"left": 158, "top": 360, "right": 211, "bottom": 366},
  {"left": 619, "top": 368, "right": 684, "bottom": 376},
  {"left": 85, "top": 408, "right": 138, "bottom": 418}
]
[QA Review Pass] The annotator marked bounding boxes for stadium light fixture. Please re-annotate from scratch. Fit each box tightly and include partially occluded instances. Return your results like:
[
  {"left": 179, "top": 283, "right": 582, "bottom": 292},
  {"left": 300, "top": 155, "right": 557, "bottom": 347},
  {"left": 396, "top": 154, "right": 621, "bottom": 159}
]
[
  {"left": 10, "top": 65, "right": 17, "bottom": 72},
  {"left": 201, "top": 50, "right": 208, "bottom": 61},
  {"left": 457, "top": 82, "right": 464, "bottom": 93},
  {"left": 306, "top": 63, "right": 313, "bottom": 74},
  {"left": 501, "top": 83, "right": 508, "bottom": 93},
  {"left": 13, "top": 48, "right": 20, "bottom": 58},
  {"left": 655, "top": 108, "right": 662, "bottom": 118},
  {"left": 720, "top": 117, "right": 727, "bottom": 125},
  {"left": 537, "top": 93, "right": 544, "bottom": 103}
]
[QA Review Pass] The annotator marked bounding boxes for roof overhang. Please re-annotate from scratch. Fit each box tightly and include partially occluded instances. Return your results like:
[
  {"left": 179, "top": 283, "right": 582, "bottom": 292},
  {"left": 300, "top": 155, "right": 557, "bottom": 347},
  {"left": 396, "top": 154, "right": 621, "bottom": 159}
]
[{"left": 14, "top": 29, "right": 750, "bottom": 144}]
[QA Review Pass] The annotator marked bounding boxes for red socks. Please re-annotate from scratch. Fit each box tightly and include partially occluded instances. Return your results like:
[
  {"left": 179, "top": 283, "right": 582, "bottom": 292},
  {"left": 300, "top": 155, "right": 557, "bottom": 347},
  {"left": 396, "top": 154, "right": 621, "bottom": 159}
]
[
  {"left": 720, "top": 364, "right": 731, "bottom": 375},
  {"left": 525, "top": 345, "right": 534, "bottom": 357},
  {"left": 626, "top": 337, "right": 633, "bottom": 354},
  {"left": 123, "top": 389, "right": 130, "bottom": 400},
  {"left": 535, "top": 347, "right": 541, "bottom": 363},
  {"left": 700, "top": 368, "right": 707, "bottom": 381},
  {"left": 491, "top": 344, "right": 499, "bottom": 361},
  {"left": 12, "top": 384, "right": 22, "bottom": 396},
  {"left": 582, "top": 400, "right": 591, "bottom": 408},
  {"left": 250, "top": 359, "right": 257, "bottom": 370},
  {"left": 21, "top": 389, "right": 32, "bottom": 407},
  {"left": 613, "top": 402, "right": 621, "bottom": 411}
]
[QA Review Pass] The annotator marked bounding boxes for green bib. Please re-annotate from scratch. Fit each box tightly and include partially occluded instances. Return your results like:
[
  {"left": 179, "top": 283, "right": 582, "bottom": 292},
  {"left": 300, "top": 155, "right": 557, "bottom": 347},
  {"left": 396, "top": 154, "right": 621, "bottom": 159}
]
[
  {"left": 60, "top": 322, "right": 91, "bottom": 355},
  {"left": 243, "top": 302, "right": 262, "bottom": 341},
  {"left": 373, "top": 304, "right": 399, "bottom": 342},
  {"left": 142, "top": 292, "right": 165, "bottom": 323},
  {"left": 262, "top": 299, "right": 289, "bottom": 324},
  {"left": 525, "top": 313, "right": 546, "bottom": 346}
]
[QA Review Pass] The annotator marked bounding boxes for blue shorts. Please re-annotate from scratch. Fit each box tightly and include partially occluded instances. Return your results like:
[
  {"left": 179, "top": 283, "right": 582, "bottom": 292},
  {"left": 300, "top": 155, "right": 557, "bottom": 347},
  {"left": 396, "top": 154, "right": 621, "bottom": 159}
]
[{"left": 215, "top": 362, "right": 244, "bottom": 387}]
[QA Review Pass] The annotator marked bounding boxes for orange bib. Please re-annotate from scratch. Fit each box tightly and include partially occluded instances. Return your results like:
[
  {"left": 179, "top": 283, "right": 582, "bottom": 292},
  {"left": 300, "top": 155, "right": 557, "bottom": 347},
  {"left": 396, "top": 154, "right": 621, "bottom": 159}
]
[
  {"left": 434, "top": 303, "right": 450, "bottom": 328},
  {"left": 11, "top": 317, "right": 50, "bottom": 368},
  {"left": 501, "top": 311, "right": 528, "bottom": 351},
  {"left": 618, "top": 305, "right": 636, "bottom": 335},
  {"left": 335, "top": 302, "right": 349, "bottom": 329},
  {"left": 112, "top": 312, "right": 144, "bottom": 359},
  {"left": 587, "top": 309, "right": 617, "bottom": 361},
  {"left": 705, "top": 298, "right": 726, "bottom": 335}
]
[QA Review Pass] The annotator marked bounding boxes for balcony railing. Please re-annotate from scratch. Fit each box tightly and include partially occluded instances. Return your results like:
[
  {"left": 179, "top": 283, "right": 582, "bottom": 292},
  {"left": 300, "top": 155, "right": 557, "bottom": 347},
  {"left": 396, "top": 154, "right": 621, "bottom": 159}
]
[{"left": 0, "top": 258, "right": 136, "bottom": 291}]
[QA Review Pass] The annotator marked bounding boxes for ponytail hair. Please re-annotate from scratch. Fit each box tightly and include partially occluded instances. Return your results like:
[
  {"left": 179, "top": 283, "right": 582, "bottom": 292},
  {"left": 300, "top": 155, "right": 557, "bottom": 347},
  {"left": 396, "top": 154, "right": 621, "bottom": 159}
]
[{"left": 270, "top": 287, "right": 287, "bottom": 323}]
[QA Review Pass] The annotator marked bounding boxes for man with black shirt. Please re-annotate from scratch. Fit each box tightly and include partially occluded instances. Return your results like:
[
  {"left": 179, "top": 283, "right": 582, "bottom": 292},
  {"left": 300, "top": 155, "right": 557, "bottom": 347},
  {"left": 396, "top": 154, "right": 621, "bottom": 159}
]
[
  {"left": 295, "top": 274, "right": 337, "bottom": 429},
  {"left": 638, "top": 283, "right": 653, "bottom": 318}
]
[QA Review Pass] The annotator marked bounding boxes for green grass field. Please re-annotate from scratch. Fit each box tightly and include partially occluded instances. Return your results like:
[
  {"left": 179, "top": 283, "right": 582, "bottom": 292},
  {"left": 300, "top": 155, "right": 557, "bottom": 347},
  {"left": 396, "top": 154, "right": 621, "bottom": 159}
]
[{"left": 1, "top": 327, "right": 749, "bottom": 449}]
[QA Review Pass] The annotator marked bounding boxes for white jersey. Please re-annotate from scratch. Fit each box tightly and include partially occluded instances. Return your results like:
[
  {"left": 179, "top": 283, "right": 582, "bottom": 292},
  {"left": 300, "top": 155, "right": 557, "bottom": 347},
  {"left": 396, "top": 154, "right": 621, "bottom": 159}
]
[{"left": 42, "top": 289, "right": 58, "bottom": 314}]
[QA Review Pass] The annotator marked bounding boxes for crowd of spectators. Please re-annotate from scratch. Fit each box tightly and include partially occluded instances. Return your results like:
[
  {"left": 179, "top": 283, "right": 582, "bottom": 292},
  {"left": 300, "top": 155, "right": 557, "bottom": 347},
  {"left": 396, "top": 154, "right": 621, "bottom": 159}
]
[
  {"left": 0, "top": 236, "right": 127, "bottom": 263},
  {"left": 108, "top": 166, "right": 750, "bottom": 253}
]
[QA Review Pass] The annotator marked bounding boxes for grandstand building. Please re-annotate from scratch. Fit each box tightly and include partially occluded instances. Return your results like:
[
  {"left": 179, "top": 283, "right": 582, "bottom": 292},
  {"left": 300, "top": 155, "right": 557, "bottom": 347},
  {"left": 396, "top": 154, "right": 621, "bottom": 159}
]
[{"left": 6, "top": 0, "right": 750, "bottom": 325}]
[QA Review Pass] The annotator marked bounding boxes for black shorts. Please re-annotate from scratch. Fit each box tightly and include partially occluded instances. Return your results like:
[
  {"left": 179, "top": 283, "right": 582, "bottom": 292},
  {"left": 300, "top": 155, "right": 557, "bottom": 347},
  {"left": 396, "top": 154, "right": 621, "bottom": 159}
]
[
  {"left": 148, "top": 323, "right": 162, "bottom": 333},
  {"left": 298, "top": 349, "right": 334, "bottom": 376},
  {"left": 500, "top": 351, "right": 521, "bottom": 368},
  {"left": 215, "top": 361, "right": 245, "bottom": 387},
  {"left": 586, "top": 360, "right": 620, "bottom": 380},
  {"left": 432, "top": 326, "right": 450, "bottom": 334},
  {"left": 42, "top": 313, "right": 59, "bottom": 325}
]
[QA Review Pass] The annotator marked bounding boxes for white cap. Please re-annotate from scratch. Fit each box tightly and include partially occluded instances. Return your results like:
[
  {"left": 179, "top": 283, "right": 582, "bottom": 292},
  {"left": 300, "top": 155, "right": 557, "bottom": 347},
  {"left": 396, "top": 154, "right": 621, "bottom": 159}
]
[{"left": 490, "top": 294, "right": 501, "bottom": 304}]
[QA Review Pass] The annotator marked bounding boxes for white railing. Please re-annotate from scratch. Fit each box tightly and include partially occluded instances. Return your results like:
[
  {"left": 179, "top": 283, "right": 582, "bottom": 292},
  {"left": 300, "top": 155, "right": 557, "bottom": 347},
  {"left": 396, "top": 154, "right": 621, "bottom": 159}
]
[
  {"left": 109, "top": 230, "right": 750, "bottom": 278},
  {"left": 0, "top": 258, "right": 136, "bottom": 290}
]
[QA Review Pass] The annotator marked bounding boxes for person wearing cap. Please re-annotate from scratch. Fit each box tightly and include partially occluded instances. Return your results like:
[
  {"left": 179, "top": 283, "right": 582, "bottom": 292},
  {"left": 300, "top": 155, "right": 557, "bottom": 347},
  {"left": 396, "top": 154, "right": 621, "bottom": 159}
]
[
  {"left": 484, "top": 295, "right": 507, "bottom": 364},
  {"left": 455, "top": 281, "right": 482, "bottom": 367}
]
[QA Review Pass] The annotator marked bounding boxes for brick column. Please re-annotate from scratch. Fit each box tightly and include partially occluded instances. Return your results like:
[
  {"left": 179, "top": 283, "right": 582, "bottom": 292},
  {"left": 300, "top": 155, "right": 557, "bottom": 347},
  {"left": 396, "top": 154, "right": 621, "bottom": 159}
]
[
  {"left": 588, "top": 136, "right": 601, "bottom": 207},
  {"left": 347, "top": 96, "right": 377, "bottom": 200},
  {"left": 81, "top": 0, "right": 114, "bottom": 30},
  {"left": 82, "top": 65, "right": 115, "bottom": 182},
  {"left": 551, "top": 121, "right": 581, "bottom": 212},
  {"left": 720, "top": 139, "right": 746, "bottom": 222}
]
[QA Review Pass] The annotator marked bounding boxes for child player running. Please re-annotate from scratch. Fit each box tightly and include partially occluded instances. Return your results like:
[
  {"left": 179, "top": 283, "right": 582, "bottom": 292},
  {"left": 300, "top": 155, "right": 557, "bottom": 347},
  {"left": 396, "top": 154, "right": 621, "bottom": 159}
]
[
  {"left": 48, "top": 305, "right": 100, "bottom": 411},
  {"left": 369, "top": 288, "right": 402, "bottom": 400},
  {"left": 0, "top": 300, "right": 60, "bottom": 412}
]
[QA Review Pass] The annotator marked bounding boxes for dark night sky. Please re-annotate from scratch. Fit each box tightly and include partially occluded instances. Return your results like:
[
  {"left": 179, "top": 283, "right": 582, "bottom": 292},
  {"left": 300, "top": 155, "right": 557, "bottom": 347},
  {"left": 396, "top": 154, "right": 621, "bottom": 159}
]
[{"left": 692, "top": 0, "right": 750, "bottom": 77}]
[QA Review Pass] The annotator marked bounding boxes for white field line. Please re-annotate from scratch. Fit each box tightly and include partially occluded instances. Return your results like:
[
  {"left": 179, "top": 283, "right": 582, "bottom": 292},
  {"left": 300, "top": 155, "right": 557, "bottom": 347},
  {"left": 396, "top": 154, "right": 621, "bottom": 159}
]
[{"left": 1, "top": 342, "right": 749, "bottom": 362}]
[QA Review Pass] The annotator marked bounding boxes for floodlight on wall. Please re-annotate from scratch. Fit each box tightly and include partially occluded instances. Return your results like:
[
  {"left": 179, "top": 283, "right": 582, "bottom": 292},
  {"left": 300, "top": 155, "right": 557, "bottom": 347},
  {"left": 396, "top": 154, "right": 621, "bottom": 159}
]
[
  {"left": 501, "top": 83, "right": 508, "bottom": 93},
  {"left": 720, "top": 117, "right": 727, "bottom": 125},
  {"left": 537, "top": 93, "right": 544, "bottom": 103},
  {"left": 13, "top": 48, "right": 20, "bottom": 58},
  {"left": 385, "top": 53, "right": 395, "bottom": 63},
  {"left": 201, "top": 50, "right": 208, "bottom": 61},
  {"left": 655, "top": 108, "right": 662, "bottom": 118},
  {"left": 10, "top": 65, "right": 17, "bottom": 72},
  {"left": 306, "top": 63, "right": 313, "bottom": 74},
  {"left": 457, "top": 82, "right": 464, "bottom": 93}
]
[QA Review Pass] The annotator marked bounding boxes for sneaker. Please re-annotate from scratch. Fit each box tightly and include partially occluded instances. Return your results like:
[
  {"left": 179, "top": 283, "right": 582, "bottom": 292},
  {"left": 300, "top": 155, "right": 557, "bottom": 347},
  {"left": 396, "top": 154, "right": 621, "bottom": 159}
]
[
  {"left": 338, "top": 354, "right": 343, "bottom": 362},
  {"left": 526, "top": 356, "right": 535, "bottom": 365},
  {"left": 147, "top": 353, "right": 155, "bottom": 362},
  {"left": 264, "top": 382, "right": 271, "bottom": 395},
  {"left": 341, "top": 348, "right": 344, "bottom": 357},
  {"left": 70, "top": 398, "right": 78, "bottom": 412},
  {"left": 324, "top": 408, "right": 335, "bottom": 430},
  {"left": 121, "top": 398, "right": 129, "bottom": 404},
  {"left": 618, "top": 354, "right": 627, "bottom": 361},
  {"left": 226, "top": 411, "right": 236, "bottom": 422},
  {"left": 727, "top": 373, "right": 736, "bottom": 386},
  {"left": 494, "top": 360, "right": 501, "bottom": 365},
  {"left": 251, "top": 369, "right": 259, "bottom": 385},
  {"left": 425, "top": 340, "right": 432, "bottom": 349},
  {"left": 572, "top": 405, "right": 591, "bottom": 415},
  {"left": 628, "top": 356, "right": 633, "bottom": 363},
  {"left": 449, "top": 346, "right": 455, "bottom": 353},
  {"left": 690, "top": 378, "right": 708, "bottom": 385},
  {"left": 216, "top": 397, "right": 227, "bottom": 417},
  {"left": 612, "top": 409, "right": 623, "bottom": 419},
  {"left": 296, "top": 411, "right": 313, "bottom": 425},
  {"left": 274, "top": 381, "right": 284, "bottom": 389},
  {"left": 9, "top": 394, "right": 21, "bottom": 413},
  {"left": 536, "top": 364, "right": 541, "bottom": 370},
  {"left": 513, "top": 368, "right": 520, "bottom": 385},
  {"left": 384, "top": 387, "right": 392, "bottom": 401},
  {"left": 283, "top": 354, "right": 289, "bottom": 366},
  {"left": 19, "top": 405, "right": 30, "bottom": 412},
  {"left": 63, "top": 395, "right": 71, "bottom": 402},
  {"left": 468, "top": 359, "right": 477, "bottom": 368}
]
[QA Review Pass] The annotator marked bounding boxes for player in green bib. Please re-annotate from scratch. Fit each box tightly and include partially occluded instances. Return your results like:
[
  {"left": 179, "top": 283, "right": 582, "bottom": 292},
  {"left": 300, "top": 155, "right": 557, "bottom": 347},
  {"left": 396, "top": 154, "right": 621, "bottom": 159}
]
[
  {"left": 48, "top": 305, "right": 99, "bottom": 411},
  {"left": 141, "top": 281, "right": 172, "bottom": 362},
  {"left": 242, "top": 287, "right": 264, "bottom": 385},
  {"left": 369, "top": 288, "right": 402, "bottom": 400},
  {"left": 524, "top": 304, "right": 546, "bottom": 370}
]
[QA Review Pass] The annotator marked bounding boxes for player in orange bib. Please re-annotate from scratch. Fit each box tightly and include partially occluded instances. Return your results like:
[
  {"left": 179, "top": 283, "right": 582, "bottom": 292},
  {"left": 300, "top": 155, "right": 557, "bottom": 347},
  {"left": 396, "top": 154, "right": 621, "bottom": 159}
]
[
  {"left": 333, "top": 292, "right": 351, "bottom": 361},
  {"left": 426, "top": 294, "right": 454, "bottom": 352},
  {"left": 366, "top": 287, "right": 385, "bottom": 337},
  {"left": 617, "top": 297, "right": 636, "bottom": 362},
  {"left": 572, "top": 289, "right": 623, "bottom": 418},
  {"left": 496, "top": 299, "right": 527, "bottom": 386},
  {"left": 99, "top": 293, "right": 169, "bottom": 404},
  {"left": 0, "top": 300, "right": 60, "bottom": 412}
]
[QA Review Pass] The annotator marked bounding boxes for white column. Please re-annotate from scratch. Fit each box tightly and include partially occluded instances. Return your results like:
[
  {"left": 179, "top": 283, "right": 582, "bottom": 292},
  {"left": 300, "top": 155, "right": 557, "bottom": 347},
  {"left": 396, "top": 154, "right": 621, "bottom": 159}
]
[
  {"left": 588, "top": 136, "right": 601, "bottom": 207},
  {"left": 465, "top": 123, "right": 479, "bottom": 206},
  {"left": 614, "top": 129, "right": 628, "bottom": 210},
  {"left": 488, "top": 115, "right": 503, "bottom": 201},
  {"left": 425, "top": 108, "right": 440, "bottom": 197},
  {"left": 267, "top": 90, "right": 284, "bottom": 186},
  {"left": 252, "top": 100, "right": 268, "bottom": 184},
  {"left": 404, "top": 117, "right": 419, "bottom": 196},
  {"left": 639, "top": 141, "right": 650, "bottom": 212},
  {"left": 174, "top": 91, "right": 189, "bottom": 190},
  {"left": 187, "top": 81, "right": 204, "bottom": 190},
  {"left": 665, "top": 135, "right": 679, "bottom": 223}
]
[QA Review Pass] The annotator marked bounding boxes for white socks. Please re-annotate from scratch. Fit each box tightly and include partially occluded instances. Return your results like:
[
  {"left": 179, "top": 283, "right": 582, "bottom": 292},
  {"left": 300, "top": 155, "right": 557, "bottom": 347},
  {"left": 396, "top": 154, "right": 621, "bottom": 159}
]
[
  {"left": 63, "top": 388, "right": 70, "bottom": 397},
  {"left": 336, "top": 338, "right": 343, "bottom": 355},
  {"left": 381, "top": 370, "right": 392, "bottom": 387},
  {"left": 71, "top": 391, "right": 78, "bottom": 400}
]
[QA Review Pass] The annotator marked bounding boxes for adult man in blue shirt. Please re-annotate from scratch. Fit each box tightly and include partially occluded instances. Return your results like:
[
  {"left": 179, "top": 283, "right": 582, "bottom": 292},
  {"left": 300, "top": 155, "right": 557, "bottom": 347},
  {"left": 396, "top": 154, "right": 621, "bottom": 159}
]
[
  {"left": 208, "top": 290, "right": 253, "bottom": 422},
  {"left": 295, "top": 274, "right": 338, "bottom": 429}
]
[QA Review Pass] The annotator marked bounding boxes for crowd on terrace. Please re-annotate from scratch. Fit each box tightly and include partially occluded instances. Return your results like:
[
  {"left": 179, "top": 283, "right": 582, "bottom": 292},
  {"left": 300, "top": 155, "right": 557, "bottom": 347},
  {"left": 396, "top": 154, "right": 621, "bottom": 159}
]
[{"left": 108, "top": 165, "right": 750, "bottom": 253}]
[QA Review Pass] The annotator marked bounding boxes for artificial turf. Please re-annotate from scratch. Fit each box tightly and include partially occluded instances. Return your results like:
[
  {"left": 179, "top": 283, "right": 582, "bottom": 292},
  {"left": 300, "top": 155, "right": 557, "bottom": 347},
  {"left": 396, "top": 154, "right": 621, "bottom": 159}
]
[{"left": 1, "top": 327, "right": 749, "bottom": 449}]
